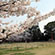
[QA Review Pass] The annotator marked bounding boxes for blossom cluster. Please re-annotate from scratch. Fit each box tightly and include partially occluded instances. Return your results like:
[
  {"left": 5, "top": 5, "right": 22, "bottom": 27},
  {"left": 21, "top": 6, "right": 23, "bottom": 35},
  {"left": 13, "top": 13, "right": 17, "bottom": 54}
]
[{"left": 0, "top": 0, "right": 55, "bottom": 39}]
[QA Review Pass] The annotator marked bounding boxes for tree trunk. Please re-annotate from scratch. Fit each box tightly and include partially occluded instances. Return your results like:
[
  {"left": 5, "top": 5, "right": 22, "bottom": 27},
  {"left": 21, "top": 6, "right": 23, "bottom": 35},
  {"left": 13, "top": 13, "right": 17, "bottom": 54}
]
[{"left": 51, "top": 33, "right": 53, "bottom": 40}]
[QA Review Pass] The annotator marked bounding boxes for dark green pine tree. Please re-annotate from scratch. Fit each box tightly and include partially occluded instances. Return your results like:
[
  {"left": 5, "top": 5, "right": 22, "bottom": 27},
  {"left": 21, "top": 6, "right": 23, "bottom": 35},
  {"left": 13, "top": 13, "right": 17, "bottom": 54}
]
[
  {"left": 44, "top": 21, "right": 55, "bottom": 41},
  {"left": 28, "top": 24, "right": 43, "bottom": 41}
]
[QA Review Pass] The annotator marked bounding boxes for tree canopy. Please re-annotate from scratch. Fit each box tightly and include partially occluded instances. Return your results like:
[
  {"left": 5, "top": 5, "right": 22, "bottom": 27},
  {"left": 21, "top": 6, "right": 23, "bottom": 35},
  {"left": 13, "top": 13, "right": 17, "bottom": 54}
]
[
  {"left": 0, "top": 0, "right": 55, "bottom": 40},
  {"left": 44, "top": 21, "right": 55, "bottom": 40}
]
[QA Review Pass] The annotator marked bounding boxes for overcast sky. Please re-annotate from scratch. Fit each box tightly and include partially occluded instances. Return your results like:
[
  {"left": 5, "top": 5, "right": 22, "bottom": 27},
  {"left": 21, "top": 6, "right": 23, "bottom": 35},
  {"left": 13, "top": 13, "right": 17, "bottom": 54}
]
[{"left": 0, "top": 0, "right": 55, "bottom": 32}]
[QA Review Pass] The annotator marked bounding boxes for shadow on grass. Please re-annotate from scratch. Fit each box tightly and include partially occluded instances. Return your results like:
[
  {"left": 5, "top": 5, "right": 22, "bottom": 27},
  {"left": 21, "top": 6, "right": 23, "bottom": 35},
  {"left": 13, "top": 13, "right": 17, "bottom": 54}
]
[
  {"left": 0, "top": 46, "right": 38, "bottom": 55},
  {"left": 12, "top": 52, "right": 35, "bottom": 55}
]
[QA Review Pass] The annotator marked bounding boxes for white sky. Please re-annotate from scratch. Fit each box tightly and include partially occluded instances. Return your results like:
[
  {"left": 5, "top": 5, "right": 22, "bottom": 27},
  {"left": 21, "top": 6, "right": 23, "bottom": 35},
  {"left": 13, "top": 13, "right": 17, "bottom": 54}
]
[
  {"left": 31, "top": 0, "right": 55, "bottom": 32},
  {"left": 36, "top": 0, "right": 55, "bottom": 32},
  {"left": 0, "top": 0, "right": 55, "bottom": 33}
]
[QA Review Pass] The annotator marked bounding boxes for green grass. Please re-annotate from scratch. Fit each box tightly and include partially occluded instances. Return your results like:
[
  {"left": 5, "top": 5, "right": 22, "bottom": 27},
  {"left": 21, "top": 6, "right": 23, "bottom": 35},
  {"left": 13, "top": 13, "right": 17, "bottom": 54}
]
[
  {"left": 0, "top": 42, "right": 55, "bottom": 55},
  {"left": 0, "top": 46, "right": 36, "bottom": 55},
  {"left": 12, "top": 52, "right": 35, "bottom": 55}
]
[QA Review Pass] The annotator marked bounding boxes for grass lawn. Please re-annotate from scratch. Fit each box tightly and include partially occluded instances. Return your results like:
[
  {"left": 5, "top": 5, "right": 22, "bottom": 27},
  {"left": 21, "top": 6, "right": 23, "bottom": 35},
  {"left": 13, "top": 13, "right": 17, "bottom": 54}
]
[{"left": 0, "top": 42, "right": 55, "bottom": 55}]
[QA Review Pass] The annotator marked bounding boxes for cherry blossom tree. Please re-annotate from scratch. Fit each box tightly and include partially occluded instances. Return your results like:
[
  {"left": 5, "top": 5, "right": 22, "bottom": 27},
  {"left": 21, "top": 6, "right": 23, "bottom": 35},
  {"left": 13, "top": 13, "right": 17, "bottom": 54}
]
[{"left": 0, "top": 0, "right": 55, "bottom": 40}]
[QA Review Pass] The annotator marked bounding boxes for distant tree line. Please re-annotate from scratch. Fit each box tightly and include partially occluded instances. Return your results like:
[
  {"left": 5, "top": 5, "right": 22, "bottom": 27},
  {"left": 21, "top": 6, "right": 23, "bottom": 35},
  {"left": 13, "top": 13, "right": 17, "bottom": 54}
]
[{"left": 0, "top": 21, "right": 55, "bottom": 43}]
